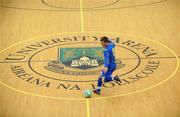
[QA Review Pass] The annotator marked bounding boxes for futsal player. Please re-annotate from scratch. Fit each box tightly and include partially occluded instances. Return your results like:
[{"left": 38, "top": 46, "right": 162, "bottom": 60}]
[{"left": 93, "top": 36, "right": 121, "bottom": 95}]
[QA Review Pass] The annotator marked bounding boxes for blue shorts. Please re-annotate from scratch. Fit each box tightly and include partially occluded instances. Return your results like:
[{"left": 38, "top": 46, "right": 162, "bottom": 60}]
[{"left": 101, "top": 65, "right": 116, "bottom": 82}]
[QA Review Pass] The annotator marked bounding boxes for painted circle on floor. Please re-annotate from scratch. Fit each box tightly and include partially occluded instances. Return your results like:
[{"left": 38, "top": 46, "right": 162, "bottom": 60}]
[
  {"left": 0, "top": 0, "right": 168, "bottom": 11},
  {"left": 42, "top": 0, "right": 119, "bottom": 9},
  {"left": 0, "top": 32, "right": 179, "bottom": 100}
]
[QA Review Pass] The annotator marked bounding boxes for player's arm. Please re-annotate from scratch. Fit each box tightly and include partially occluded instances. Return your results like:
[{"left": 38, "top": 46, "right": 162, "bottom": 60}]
[
  {"left": 108, "top": 39, "right": 115, "bottom": 55},
  {"left": 103, "top": 49, "right": 110, "bottom": 72}
]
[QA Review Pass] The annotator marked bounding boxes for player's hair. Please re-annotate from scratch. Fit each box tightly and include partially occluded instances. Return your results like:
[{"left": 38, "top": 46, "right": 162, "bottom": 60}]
[{"left": 100, "top": 36, "right": 110, "bottom": 43}]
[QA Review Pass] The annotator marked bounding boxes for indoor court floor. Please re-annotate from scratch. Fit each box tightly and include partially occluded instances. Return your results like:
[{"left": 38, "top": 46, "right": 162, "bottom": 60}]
[{"left": 0, "top": 0, "right": 180, "bottom": 117}]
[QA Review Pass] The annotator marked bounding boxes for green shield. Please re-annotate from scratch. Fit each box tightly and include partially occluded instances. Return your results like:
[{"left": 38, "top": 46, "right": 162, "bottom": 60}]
[{"left": 58, "top": 47, "right": 104, "bottom": 69}]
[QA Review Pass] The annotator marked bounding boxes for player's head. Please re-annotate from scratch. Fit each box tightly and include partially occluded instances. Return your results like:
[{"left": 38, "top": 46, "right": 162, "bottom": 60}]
[{"left": 100, "top": 36, "right": 109, "bottom": 48}]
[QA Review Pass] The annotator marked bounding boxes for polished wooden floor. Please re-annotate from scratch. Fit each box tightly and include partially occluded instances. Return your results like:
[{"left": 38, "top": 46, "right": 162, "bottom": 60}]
[{"left": 0, "top": 0, "right": 180, "bottom": 117}]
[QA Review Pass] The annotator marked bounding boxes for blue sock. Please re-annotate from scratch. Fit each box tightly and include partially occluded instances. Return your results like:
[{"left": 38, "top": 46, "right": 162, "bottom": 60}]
[{"left": 97, "top": 77, "right": 102, "bottom": 91}]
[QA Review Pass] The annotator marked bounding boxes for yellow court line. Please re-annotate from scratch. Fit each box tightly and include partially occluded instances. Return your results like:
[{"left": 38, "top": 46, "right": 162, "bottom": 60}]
[
  {"left": 79, "top": 0, "right": 89, "bottom": 116},
  {"left": 0, "top": 31, "right": 179, "bottom": 101},
  {"left": 80, "top": 0, "right": 84, "bottom": 32},
  {"left": 86, "top": 99, "right": 90, "bottom": 117}
]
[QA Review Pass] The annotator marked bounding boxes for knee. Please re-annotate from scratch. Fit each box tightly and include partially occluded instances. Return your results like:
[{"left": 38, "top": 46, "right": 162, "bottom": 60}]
[
  {"left": 98, "top": 77, "right": 102, "bottom": 83},
  {"left": 99, "top": 71, "right": 104, "bottom": 78}
]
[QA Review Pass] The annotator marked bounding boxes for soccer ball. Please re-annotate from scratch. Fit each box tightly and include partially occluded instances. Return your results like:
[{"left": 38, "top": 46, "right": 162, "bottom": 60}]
[{"left": 84, "top": 89, "right": 92, "bottom": 98}]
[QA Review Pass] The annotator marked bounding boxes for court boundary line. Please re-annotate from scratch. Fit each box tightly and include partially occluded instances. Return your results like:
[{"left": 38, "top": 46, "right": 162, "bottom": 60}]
[{"left": 80, "top": 0, "right": 84, "bottom": 32}]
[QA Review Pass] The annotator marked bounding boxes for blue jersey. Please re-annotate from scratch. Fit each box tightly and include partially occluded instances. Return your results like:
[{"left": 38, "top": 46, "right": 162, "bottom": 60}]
[{"left": 103, "top": 41, "right": 116, "bottom": 68}]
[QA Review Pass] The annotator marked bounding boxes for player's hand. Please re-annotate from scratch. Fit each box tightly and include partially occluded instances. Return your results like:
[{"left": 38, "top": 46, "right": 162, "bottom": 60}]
[{"left": 102, "top": 67, "right": 108, "bottom": 73}]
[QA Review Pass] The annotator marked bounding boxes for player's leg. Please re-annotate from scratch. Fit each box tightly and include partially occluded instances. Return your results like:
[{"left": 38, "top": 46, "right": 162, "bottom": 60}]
[
  {"left": 93, "top": 67, "right": 121, "bottom": 95},
  {"left": 104, "top": 66, "right": 121, "bottom": 83},
  {"left": 104, "top": 70, "right": 113, "bottom": 82},
  {"left": 93, "top": 71, "right": 105, "bottom": 95}
]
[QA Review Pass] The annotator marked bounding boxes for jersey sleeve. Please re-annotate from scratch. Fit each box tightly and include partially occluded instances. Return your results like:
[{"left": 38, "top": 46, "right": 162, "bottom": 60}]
[
  {"left": 104, "top": 49, "right": 110, "bottom": 68},
  {"left": 108, "top": 39, "right": 115, "bottom": 48}
]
